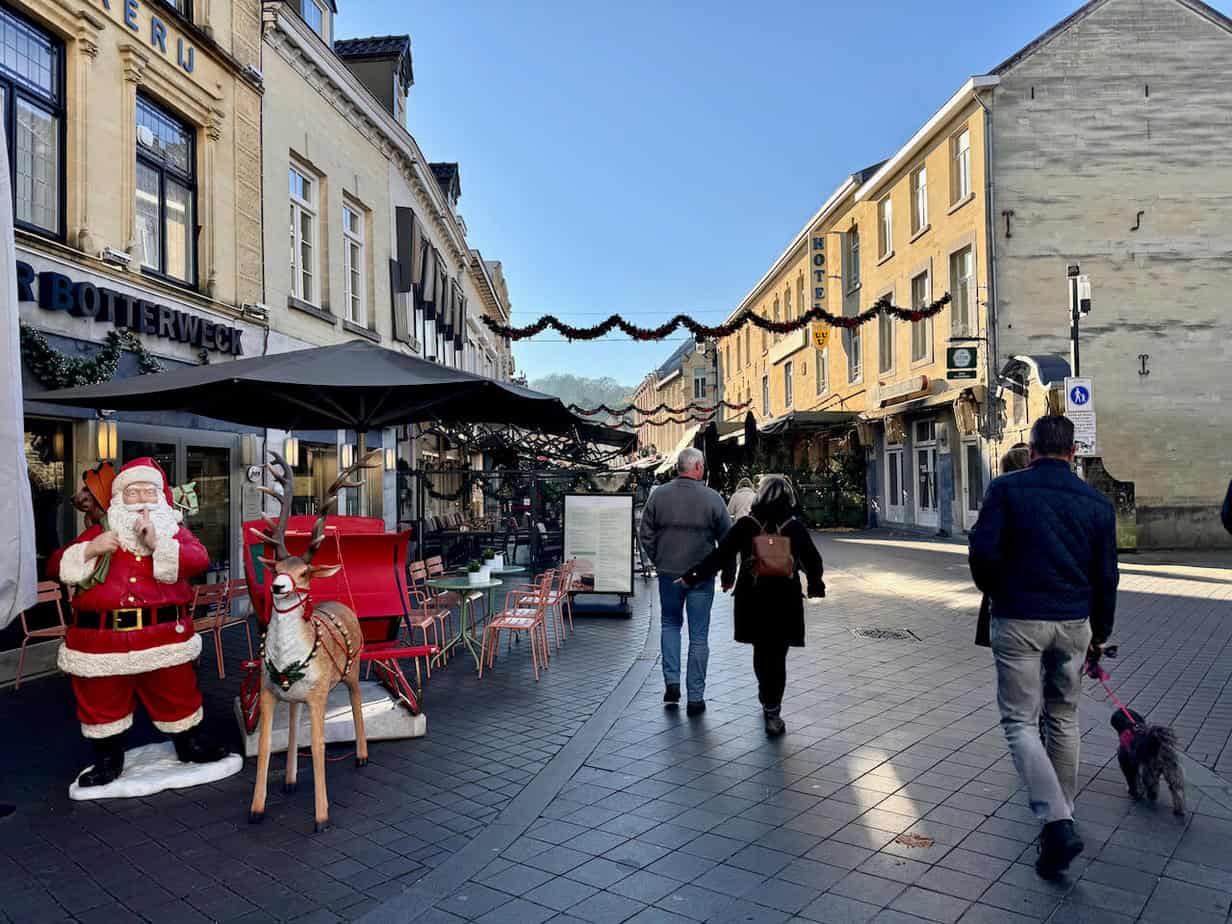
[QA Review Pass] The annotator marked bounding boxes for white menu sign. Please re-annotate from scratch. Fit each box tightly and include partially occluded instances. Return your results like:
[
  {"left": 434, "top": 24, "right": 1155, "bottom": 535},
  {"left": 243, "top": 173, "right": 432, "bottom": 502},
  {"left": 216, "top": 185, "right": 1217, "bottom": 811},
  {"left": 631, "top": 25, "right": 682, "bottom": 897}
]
[{"left": 563, "top": 494, "right": 634, "bottom": 594}]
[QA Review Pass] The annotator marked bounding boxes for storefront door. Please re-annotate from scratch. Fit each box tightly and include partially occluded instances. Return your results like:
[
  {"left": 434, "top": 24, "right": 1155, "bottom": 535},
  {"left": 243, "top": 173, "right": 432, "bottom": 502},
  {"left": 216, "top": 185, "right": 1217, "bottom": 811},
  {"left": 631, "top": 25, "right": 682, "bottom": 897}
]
[
  {"left": 885, "top": 447, "right": 905, "bottom": 522},
  {"left": 914, "top": 420, "right": 939, "bottom": 528},
  {"left": 121, "top": 425, "right": 238, "bottom": 582}
]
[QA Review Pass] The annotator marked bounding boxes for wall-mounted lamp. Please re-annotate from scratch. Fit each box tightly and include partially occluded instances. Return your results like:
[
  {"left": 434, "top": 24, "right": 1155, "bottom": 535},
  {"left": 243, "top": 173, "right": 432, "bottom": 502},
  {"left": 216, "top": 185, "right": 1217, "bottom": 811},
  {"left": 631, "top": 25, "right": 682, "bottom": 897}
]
[
  {"left": 52, "top": 429, "right": 65, "bottom": 462},
  {"left": 341, "top": 444, "right": 355, "bottom": 469},
  {"left": 96, "top": 416, "right": 118, "bottom": 461},
  {"left": 384, "top": 447, "right": 396, "bottom": 471},
  {"left": 283, "top": 435, "right": 300, "bottom": 467}
]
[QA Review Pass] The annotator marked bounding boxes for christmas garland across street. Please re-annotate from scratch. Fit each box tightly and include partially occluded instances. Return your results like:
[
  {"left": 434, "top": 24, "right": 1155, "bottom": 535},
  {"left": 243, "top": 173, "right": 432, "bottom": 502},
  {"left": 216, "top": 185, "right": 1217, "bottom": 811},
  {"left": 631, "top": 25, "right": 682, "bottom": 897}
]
[
  {"left": 482, "top": 293, "right": 951, "bottom": 341},
  {"left": 570, "top": 399, "right": 751, "bottom": 417}
]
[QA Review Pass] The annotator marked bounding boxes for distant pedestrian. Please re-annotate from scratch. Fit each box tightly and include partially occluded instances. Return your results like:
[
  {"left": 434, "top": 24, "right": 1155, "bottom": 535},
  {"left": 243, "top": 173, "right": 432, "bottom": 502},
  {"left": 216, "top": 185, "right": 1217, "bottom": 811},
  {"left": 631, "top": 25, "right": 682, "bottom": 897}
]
[
  {"left": 974, "top": 444, "right": 1031, "bottom": 647},
  {"left": 969, "top": 416, "right": 1119, "bottom": 880},
  {"left": 727, "top": 477, "right": 756, "bottom": 521},
  {"left": 1222, "top": 479, "right": 1231, "bottom": 535},
  {"left": 639, "top": 448, "right": 731, "bottom": 715},
  {"left": 678, "top": 475, "right": 825, "bottom": 736}
]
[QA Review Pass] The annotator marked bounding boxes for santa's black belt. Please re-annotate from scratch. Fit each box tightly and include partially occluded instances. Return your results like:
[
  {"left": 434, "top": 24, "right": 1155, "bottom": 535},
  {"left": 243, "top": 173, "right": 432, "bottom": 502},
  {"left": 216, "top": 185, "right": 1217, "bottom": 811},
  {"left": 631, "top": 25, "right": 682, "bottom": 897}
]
[{"left": 72, "top": 607, "right": 183, "bottom": 632}]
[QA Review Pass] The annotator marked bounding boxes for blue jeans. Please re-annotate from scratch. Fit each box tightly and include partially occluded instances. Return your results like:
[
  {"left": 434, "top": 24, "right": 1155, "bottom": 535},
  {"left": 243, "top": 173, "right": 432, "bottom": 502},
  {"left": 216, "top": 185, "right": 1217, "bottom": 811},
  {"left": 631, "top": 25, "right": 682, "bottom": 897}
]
[{"left": 658, "top": 575, "right": 714, "bottom": 702}]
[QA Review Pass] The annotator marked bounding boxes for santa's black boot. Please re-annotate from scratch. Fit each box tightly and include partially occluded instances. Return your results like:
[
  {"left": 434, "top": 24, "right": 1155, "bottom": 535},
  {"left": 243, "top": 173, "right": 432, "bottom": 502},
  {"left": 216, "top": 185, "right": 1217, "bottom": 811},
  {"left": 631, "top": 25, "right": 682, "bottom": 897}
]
[
  {"left": 78, "top": 735, "right": 126, "bottom": 787},
  {"left": 172, "top": 726, "right": 228, "bottom": 764}
]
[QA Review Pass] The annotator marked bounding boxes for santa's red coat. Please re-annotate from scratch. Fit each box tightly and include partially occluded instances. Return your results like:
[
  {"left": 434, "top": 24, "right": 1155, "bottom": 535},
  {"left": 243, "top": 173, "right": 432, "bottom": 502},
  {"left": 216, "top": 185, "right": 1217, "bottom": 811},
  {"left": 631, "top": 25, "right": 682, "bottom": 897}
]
[{"left": 55, "top": 523, "right": 210, "bottom": 678}]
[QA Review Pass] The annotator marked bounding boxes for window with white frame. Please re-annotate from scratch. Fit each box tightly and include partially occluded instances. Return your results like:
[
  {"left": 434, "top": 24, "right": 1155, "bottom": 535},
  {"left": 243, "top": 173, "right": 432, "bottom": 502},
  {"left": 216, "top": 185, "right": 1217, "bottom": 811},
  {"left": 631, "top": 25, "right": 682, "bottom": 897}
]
[
  {"left": 744, "top": 326, "right": 750, "bottom": 365},
  {"left": 761, "top": 375, "right": 769, "bottom": 417},
  {"left": 784, "top": 361, "right": 793, "bottom": 407},
  {"left": 911, "top": 270, "right": 931, "bottom": 363},
  {"left": 784, "top": 286, "right": 792, "bottom": 321},
  {"left": 772, "top": 298, "right": 780, "bottom": 342},
  {"left": 0, "top": 7, "right": 63, "bottom": 239},
  {"left": 815, "top": 348, "right": 828, "bottom": 395},
  {"left": 693, "top": 371, "right": 706, "bottom": 400},
  {"left": 300, "top": 0, "right": 327, "bottom": 36},
  {"left": 797, "top": 275, "right": 805, "bottom": 318},
  {"left": 877, "top": 195, "right": 892, "bottom": 259},
  {"left": 910, "top": 165, "right": 928, "bottom": 234},
  {"left": 845, "top": 329, "right": 861, "bottom": 383},
  {"left": 951, "top": 127, "right": 971, "bottom": 203},
  {"left": 342, "top": 203, "right": 365, "bottom": 325},
  {"left": 950, "top": 246, "right": 975, "bottom": 336},
  {"left": 289, "top": 166, "right": 316, "bottom": 304},
  {"left": 879, "top": 309, "right": 894, "bottom": 374},
  {"left": 846, "top": 227, "right": 860, "bottom": 291}
]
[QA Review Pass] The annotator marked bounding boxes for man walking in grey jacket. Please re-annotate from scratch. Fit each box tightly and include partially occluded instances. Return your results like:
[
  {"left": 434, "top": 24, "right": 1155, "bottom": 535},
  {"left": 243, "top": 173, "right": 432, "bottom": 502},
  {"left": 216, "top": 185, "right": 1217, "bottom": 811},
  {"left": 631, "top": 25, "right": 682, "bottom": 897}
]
[{"left": 639, "top": 448, "right": 731, "bottom": 715}]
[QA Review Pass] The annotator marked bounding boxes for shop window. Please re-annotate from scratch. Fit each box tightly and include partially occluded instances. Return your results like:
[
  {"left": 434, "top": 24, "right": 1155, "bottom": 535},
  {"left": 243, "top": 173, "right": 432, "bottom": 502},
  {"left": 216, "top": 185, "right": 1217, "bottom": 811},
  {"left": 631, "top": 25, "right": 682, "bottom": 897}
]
[
  {"left": 885, "top": 447, "right": 905, "bottom": 522},
  {"left": 136, "top": 96, "right": 196, "bottom": 285},
  {"left": 964, "top": 439, "right": 984, "bottom": 522},
  {"left": 911, "top": 270, "right": 932, "bottom": 363},
  {"left": 23, "top": 419, "right": 73, "bottom": 579},
  {"left": 289, "top": 165, "right": 317, "bottom": 304},
  {"left": 0, "top": 7, "right": 62, "bottom": 239},
  {"left": 343, "top": 203, "right": 366, "bottom": 326}
]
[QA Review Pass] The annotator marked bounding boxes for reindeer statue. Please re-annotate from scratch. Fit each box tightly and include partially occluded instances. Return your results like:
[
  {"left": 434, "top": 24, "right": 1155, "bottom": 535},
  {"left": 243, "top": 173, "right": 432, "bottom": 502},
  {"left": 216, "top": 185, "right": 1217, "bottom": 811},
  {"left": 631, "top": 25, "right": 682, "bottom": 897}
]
[{"left": 248, "top": 449, "right": 380, "bottom": 833}]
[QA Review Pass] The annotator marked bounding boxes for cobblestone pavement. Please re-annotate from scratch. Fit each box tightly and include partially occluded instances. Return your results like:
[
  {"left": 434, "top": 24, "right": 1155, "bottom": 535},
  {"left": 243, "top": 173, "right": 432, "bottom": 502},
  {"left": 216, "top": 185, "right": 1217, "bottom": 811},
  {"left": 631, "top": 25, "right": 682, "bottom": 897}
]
[{"left": 3, "top": 530, "right": 1231, "bottom": 924}]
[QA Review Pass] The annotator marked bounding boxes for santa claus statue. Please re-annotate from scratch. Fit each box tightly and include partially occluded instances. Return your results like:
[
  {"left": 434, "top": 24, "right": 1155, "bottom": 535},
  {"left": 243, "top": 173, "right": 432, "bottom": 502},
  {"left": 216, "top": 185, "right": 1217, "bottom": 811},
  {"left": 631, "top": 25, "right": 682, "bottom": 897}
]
[{"left": 54, "top": 457, "right": 227, "bottom": 786}]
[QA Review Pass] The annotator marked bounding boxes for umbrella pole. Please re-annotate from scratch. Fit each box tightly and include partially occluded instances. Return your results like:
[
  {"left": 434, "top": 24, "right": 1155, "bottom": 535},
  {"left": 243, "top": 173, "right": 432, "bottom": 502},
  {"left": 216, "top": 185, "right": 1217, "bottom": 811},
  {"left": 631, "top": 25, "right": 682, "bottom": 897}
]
[{"left": 358, "top": 430, "right": 367, "bottom": 517}]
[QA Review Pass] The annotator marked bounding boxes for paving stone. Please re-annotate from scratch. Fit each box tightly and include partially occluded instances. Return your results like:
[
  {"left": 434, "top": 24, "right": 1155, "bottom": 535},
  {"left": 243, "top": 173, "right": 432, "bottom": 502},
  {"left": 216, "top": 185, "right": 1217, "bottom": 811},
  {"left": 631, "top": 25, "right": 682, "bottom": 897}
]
[
  {"left": 798, "top": 891, "right": 882, "bottom": 923},
  {"left": 521, "top": 876, "right": 598, "bottom": 912},
  {"left": 567, "top": 890, "right": 648, "bottom": 924},
  {"left": 607, "top": 870, "right": 681, "bottom": 905}
]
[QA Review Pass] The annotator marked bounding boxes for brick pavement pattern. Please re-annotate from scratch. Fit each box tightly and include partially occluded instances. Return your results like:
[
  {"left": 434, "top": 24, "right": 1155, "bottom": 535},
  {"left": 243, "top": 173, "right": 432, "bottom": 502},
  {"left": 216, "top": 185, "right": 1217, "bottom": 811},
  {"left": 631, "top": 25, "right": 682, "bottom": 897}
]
[{"left": 2, "top": 530, "right": 1232, "bottom": 924}]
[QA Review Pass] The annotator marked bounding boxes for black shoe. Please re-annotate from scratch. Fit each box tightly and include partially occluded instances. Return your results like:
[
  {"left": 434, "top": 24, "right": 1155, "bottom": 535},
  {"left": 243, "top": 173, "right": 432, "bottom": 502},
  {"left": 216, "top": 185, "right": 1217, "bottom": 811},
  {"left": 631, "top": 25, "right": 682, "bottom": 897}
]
[
  {"left": 763, "top": 706, "right": 786, "bottom": 737},
  {"left": 172, "top": 727, "right": 229, "bottom": 764},
  {"left": 663, "top": 683, "right": 681, "bottom": 706},
  {"left": 78, "top": 735, "right": 126, "bottom": 788},
  {"left": 1035, "top": 819, "right": 1084, "bottom": 879},
  {"left": 686, "top": 700, "right": 706, "bottom": 717}
]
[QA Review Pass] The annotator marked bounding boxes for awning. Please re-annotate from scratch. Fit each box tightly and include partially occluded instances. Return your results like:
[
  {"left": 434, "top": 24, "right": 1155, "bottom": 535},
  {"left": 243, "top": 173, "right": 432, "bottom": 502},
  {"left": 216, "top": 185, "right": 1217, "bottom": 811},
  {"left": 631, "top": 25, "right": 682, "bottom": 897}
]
[
  {"left": 655, "top": 424, "right": 700, "bottom": 475},
  {"left": 757, "top": 410, "right": 856, "bottom": 436},
  {"left": 861, "top": 385, "right": 986, "bottom": 421}
]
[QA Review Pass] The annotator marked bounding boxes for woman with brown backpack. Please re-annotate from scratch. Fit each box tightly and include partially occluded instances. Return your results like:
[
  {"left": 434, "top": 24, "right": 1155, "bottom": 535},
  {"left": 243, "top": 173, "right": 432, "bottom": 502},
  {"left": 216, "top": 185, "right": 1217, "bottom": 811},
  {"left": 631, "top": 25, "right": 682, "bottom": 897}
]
[{"left": 678, "top": 475, "right": 825, "bottom": 736}]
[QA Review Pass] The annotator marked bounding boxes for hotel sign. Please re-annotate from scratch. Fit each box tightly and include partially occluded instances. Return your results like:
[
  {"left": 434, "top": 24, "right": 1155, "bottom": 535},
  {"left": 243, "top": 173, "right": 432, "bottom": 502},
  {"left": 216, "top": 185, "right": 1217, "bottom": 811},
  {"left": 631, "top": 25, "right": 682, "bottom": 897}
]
[
  {"left": 18, "top": 261, "right": 244, "bottom": 355},
  {"left": 100, "top": 0, "right": 197, "bottom": 73},
  {"left": 811, "top": 235, "right": 826, "bottom": 310}
]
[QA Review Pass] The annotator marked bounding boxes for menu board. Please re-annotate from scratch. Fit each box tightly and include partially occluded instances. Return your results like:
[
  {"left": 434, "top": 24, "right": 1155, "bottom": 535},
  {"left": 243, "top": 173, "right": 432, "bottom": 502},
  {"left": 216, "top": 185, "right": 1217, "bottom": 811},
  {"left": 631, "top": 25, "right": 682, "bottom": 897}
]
[{"left": 563, "top": 493, "right": 634, "bottom": 595}]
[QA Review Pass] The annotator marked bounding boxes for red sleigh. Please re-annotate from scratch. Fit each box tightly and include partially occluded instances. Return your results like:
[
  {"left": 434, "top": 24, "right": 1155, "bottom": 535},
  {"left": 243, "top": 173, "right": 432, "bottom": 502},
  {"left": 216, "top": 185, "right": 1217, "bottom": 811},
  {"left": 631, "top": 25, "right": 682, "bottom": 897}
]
[{"left": 238, "top": 516, "right": 435, "bottom": 732}]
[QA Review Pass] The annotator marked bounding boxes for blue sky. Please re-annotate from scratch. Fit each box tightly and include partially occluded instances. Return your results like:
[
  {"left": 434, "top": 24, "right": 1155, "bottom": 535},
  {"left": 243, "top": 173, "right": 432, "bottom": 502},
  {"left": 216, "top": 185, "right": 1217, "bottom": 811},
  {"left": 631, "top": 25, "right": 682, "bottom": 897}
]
[{"left": 338, "top": 0, "right": 1229, "bottom": 386}]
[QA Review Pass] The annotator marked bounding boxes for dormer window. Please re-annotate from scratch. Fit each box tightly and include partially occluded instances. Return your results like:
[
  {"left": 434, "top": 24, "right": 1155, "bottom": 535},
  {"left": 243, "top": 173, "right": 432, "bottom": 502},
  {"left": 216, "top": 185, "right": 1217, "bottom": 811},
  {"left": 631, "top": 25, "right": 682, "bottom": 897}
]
[{"left": 301, "top": 0, "right": 327, "bottom": 37}]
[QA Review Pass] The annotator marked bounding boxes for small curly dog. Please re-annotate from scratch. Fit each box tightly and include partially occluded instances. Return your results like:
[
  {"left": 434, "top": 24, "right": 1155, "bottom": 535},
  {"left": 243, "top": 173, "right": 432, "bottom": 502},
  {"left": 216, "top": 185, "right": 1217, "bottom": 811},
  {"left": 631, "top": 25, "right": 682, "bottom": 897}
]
[{"left": 1112, "top": 707, "right": 1186, "bottom": 816}]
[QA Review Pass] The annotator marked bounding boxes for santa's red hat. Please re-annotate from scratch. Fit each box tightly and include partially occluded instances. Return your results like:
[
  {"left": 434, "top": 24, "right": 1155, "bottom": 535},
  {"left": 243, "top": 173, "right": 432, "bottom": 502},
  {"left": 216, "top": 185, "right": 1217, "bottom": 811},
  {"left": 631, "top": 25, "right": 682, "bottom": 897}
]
[{"left": 111, "top": 457, "right": 174, "bottom": 506}]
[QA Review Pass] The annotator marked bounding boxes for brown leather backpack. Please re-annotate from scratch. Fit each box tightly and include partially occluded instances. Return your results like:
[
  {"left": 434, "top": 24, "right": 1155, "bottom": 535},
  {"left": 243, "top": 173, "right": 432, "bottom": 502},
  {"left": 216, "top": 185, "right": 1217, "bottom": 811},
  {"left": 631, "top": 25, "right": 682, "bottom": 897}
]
[{"left": 750, "top": 517, "right": 795, "bottom": 579}]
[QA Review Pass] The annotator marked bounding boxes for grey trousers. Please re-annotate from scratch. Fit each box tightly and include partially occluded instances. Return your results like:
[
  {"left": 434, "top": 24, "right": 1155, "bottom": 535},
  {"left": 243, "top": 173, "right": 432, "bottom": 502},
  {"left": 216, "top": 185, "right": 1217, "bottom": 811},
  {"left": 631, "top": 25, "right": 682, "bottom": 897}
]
[{"left": 991, "top": 616, "right": 1093, "bottom": 824}]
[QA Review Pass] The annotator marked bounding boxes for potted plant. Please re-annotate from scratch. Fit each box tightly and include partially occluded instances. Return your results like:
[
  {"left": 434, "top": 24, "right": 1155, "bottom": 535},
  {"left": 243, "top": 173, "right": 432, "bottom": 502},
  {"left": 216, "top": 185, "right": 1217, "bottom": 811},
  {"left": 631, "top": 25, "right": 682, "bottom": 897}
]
[
  {"left": 482, "top": 547, "right": 503, "bottom": 572},
  {"left": 466, "top": 560, "right": 486, "bottom": 586}
]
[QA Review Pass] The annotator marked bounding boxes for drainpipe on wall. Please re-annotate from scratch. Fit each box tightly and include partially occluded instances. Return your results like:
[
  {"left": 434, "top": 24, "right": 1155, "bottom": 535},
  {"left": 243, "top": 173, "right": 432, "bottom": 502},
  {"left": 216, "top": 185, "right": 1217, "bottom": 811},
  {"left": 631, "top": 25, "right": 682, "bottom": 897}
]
[{"left": 975, "top": 87, "right": 1001, "bottom": 449}]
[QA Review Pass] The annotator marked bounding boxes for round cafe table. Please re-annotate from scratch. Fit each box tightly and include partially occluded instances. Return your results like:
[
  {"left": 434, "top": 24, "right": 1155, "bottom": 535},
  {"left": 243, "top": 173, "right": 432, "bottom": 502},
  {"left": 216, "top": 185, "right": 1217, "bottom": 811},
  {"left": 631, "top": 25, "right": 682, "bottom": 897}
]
[{"left": 427, "top": 576, "right": 502, "bottom": 671}]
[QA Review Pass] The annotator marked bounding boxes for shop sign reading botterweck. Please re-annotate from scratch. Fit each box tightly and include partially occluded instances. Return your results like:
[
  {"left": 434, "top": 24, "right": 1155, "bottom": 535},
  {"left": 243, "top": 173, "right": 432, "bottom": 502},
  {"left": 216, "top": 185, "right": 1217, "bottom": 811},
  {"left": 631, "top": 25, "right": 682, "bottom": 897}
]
[
  {"left": 18, "top": 261, "right": 244, "bottom": 355},
  {"left": 946, "top": 346, "right": 978, "bottom": 380}
]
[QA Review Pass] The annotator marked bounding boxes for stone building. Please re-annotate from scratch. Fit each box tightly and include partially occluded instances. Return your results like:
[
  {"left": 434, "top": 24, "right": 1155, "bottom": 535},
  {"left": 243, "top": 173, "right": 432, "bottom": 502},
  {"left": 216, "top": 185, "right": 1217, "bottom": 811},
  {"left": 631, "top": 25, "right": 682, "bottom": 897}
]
[
  {"left": 17, "top": 0, "right": 268, "bottom": 589},
  {"left": 631, "top": 339, "right": 719, "bottom": 463}
]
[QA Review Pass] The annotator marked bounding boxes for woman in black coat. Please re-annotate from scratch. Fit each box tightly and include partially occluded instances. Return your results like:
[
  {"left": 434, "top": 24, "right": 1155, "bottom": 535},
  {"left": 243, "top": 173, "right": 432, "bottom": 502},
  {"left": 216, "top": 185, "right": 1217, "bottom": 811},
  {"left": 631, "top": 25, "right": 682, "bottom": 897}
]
[{"left": 679, "top": 475, "right": 824, "bottom": 736}]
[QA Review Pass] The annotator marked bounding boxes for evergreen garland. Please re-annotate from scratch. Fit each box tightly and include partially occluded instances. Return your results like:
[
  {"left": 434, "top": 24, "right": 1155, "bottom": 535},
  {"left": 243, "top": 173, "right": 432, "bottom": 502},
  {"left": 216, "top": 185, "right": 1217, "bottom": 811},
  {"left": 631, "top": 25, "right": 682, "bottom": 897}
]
[{"left": 20, "top": 324, "right": 164, "bottom": 388}]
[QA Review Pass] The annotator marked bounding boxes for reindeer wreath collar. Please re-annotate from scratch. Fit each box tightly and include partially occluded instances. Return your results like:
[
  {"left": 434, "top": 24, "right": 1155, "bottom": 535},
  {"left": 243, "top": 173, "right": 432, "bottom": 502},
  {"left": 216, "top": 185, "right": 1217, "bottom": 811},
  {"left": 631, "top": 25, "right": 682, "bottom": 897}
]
[{"left": 261, "top": 591, "right": 355, "bottom": 691}]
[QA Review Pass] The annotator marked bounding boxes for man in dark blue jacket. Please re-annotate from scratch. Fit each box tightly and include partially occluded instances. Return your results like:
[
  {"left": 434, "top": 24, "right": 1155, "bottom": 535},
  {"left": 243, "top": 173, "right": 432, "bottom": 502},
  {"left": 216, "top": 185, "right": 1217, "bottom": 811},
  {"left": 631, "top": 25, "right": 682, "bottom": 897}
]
[{"left": 969, "top": 415, "right": 1118, "bottom": 880}]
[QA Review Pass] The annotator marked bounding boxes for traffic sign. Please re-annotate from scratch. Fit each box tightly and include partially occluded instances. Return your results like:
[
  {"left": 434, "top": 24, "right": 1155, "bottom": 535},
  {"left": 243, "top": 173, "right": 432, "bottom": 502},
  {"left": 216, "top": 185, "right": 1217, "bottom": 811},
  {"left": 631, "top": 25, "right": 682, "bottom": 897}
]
[
  {"left": 1069, "top": 411, "right": 1097, "bottom": 456},
  {"left": 1064, "top": 377, "right": 1094, "bottom": 413}
]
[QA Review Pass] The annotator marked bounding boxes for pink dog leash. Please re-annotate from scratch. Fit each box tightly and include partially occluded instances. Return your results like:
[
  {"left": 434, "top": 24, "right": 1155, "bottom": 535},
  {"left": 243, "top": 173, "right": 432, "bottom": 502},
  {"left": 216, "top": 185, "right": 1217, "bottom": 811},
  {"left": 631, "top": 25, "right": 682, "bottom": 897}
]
[{"left": 1083, "top": 646, "right": 1138, "bottom": 728}]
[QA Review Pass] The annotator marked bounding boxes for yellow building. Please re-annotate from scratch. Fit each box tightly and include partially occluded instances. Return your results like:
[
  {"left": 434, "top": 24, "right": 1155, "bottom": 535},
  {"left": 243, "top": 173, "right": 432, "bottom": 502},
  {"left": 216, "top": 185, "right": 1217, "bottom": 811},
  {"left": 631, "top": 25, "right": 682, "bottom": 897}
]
[
  {"left": 632, "top": 339, "right": 718, "bottom": 463},
  {"left": 717, "top": 78, "right": 997, "bottom": 535},
  {"left": 18, "top": 0, "right": 267, "bottom": 587}
]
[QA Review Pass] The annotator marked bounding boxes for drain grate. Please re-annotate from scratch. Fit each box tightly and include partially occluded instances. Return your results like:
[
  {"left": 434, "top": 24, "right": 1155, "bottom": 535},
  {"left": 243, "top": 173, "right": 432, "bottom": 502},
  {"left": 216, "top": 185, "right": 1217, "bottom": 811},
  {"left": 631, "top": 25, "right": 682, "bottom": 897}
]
[{"left": 852, "top": 627, "right": 919, "bottom": 641}]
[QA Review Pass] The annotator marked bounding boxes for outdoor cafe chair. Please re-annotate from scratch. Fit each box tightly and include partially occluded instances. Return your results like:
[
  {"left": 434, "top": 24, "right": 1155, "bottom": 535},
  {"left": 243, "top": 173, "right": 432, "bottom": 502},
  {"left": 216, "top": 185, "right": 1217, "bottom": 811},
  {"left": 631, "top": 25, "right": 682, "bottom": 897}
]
[
  {"left": 190, "top": 581, "right": 235, "bottom": 680},
  {"left": 479, "top": 577, "right": 552, "bottom": 681},
  {"left": 401, "top": 589, "right": 447, "bottom": 680},
  {"left": 15, "top": 580, "right": 68, "bottom": 690},
  {"left": 410, "top": 559, "right": 453, "bottom": 654},
  {"left": 426, "top": 555, "right": 485, "bottom": 625}
]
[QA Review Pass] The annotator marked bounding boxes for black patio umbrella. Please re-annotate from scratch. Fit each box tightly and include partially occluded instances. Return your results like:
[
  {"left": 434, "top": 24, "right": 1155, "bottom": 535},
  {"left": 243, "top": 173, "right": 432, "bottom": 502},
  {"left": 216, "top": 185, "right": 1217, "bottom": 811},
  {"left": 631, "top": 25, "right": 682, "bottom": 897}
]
[{"left": 36, "top": 339, "right": 583, "bottom": 435}]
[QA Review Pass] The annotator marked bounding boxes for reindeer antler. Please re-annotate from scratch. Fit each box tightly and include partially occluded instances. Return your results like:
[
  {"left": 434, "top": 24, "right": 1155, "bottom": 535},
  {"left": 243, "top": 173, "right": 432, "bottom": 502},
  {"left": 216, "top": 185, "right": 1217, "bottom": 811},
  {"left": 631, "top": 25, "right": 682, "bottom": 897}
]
[
  {"left": 304, "top": 449, "right": 382, "bottom": 565},
  {"left": 251, "top": 450, "right": 294, "bottom": 561}
]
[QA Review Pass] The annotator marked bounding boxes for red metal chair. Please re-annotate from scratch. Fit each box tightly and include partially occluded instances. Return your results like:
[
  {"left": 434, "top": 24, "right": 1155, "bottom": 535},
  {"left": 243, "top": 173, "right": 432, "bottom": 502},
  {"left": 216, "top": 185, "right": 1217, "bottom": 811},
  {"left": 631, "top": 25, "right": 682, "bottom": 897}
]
[
  {"left": 480, "top": 574, "right": 552, "bottom": 681},
  {"left": 15, "top": 580, "right": 67, "bottom": 689}
]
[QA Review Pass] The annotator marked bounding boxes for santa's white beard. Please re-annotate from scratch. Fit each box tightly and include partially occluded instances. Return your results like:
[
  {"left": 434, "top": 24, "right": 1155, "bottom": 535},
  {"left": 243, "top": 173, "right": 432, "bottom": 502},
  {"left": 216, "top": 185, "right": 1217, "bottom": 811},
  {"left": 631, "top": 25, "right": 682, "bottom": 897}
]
[{"left": 110, "top": 501, "right": 180, "bottom": 554}]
